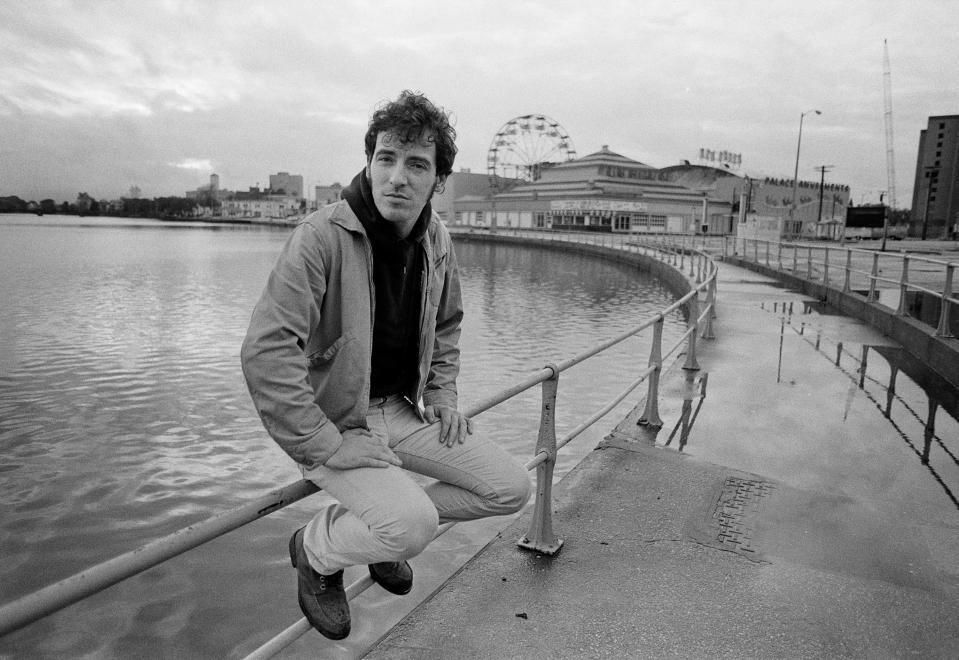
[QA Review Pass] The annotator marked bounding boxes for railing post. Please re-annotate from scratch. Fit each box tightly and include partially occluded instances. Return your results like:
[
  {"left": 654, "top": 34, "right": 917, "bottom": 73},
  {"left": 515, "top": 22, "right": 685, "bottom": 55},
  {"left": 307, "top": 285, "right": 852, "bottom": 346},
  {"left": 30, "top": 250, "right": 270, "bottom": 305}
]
[
  {"left": 885, "top": 365, "right": 898, "bottom": 418},
  {"left": 859, "top": 345, "right": 869, "bottom": 388},
  {"left": 823, "top": 248, "right": 830, "bottom": 286},
  {"left": 936, "top": 264, "right": 955, "bottom": 337},
  {"left": 843, "top": 249, "right": 852, "bottom": 293},
  {"left": 923, "top": 399, "right": 938, "bottom": 465},
  {"left": 710, "top": 272, "right": 718, "bottom": 319},
  {"left": 517, "top": 364, "right": 564, "bottom": 555},
  {"left": 639, "top": 317, "right": 665, "bottom": 427},
  {"left": 701, "top": 282, "right": 716, "bottom": 340},
  {"left": 806, "top": 246, "right": 813, "bottom": 279},
  {"left": 868, "top": 252, "right": 879, "bottom": 301},
  {"left": 897, "top": 256, "right": 910, "bottom": 315},
  {"left": 777, "top": 241, "right": 783, "bottom": 270},
  {"left": 683, "top": 295, "right": 701, "bottom": 371},
  {"left": 793, "top": 244, "right": 798, "bottom": 273},
  {"left": 765, "top": 241, "right": 770, "bottom": 267}
]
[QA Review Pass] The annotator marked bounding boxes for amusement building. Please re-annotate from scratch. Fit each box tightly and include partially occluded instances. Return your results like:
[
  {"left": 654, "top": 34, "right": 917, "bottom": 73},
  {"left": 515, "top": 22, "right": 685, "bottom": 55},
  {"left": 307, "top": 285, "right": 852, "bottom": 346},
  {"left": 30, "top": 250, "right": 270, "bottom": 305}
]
[{"left": 431, "top": 114, "right": 851, "bottom": 239}]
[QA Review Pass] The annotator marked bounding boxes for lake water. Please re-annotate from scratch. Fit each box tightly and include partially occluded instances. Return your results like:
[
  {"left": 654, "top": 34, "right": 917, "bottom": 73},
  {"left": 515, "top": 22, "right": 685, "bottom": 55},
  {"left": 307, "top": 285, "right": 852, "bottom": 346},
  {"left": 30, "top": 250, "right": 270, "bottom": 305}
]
[{"left": 0, "top": 214, "right": 685, "bottom": 658}]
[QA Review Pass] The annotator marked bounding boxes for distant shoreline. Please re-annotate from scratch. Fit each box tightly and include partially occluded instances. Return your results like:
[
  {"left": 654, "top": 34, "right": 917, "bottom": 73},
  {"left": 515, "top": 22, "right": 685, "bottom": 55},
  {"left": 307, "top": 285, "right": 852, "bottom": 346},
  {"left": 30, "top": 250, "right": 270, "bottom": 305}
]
[{"left": 158, "top": 214, "right": 300, "bottom": 227}]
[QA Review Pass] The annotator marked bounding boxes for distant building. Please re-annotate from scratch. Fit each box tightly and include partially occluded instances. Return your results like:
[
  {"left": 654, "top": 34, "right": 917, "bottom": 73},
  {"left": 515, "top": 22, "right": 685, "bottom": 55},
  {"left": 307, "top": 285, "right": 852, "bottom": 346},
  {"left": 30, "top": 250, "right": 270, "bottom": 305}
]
[
  {"left": 910, "top": 115, "right": 959, "bottom": 239},
  {"left": 269, "top": 172, "right": 304, "bottom": 199},
  {"left": 186, "top": 173, "right": 232, "bottom": 203},
  {"left": 659, "top": 165, "right": 850, "bottom": 238},
  {"left": 451, "top": 146, "right": 732, "bottom": 234},
  {"left": 221, "top": 187, "right": 300, "bottom": 220},
  {"left": 314, "top": 183, "right": 343, "bottom": 208},
  {"left": 431, "top": 169, "right": 523, "bottom": 225}
]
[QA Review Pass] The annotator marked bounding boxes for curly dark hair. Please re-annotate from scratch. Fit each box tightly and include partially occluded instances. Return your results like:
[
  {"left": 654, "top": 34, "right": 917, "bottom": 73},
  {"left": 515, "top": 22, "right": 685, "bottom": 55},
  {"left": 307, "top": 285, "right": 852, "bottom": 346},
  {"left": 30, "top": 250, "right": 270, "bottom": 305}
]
[{"left": 364, "top": 90, "right": 458, "bottom": 179}]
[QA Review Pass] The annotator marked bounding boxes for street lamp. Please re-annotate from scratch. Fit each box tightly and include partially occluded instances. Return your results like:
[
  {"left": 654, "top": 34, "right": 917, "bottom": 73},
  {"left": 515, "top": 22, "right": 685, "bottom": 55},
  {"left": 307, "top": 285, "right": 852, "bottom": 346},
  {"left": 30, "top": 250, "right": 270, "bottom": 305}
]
[{"left": 790, "top": 109, "right": 821, "bottom": 237}]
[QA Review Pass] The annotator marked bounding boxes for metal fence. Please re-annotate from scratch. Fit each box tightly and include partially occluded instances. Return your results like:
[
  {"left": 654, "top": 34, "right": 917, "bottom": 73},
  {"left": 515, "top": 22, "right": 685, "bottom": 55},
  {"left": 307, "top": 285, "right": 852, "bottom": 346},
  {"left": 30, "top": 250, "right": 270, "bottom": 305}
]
[
  {"left": 0, "top": 230, "right": 718, "bottom": 657},
  {"left": 726, "top": 237, "right": 957, "bottom": 338}
]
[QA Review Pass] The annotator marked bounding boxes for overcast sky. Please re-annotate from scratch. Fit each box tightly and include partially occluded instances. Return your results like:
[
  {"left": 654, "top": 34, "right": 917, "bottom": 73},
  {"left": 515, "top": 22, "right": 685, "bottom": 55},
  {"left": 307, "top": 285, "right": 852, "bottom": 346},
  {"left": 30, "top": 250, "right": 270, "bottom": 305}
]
[{"left": 2, "top": 0, "right": 957, "bottom": 208}]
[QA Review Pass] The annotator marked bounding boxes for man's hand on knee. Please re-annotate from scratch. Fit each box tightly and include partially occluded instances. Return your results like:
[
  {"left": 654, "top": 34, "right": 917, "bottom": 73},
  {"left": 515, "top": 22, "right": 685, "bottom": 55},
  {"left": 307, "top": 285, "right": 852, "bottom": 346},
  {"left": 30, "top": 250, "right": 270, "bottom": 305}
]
[
  {"left": 423, "top": 405, "right": 473, "bottom": 448},
  {"left": 324, "top": 428, "right": 402, "bottom": 469}
]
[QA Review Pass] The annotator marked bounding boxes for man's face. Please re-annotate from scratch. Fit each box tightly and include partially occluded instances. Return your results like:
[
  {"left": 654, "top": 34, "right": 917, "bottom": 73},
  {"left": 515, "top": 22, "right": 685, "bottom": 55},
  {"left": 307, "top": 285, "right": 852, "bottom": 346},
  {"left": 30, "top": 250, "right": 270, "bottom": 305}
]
[{"left": 366, "top": 131, "right": 445, "bottom": 237}]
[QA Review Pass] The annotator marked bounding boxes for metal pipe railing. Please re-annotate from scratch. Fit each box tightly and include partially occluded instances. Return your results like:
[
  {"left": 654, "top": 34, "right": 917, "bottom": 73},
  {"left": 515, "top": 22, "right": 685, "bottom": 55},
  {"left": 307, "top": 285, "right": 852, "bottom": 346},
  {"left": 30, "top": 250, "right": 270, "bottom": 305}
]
[
  {"left": 0, "top": 480, "right": 319, "bottom": 636},
  {"left": 729, "top": 236, "right": 956, "bottom": 339},
  {"left": 0, "top": 228, "right": 719, "bottom": 657}
]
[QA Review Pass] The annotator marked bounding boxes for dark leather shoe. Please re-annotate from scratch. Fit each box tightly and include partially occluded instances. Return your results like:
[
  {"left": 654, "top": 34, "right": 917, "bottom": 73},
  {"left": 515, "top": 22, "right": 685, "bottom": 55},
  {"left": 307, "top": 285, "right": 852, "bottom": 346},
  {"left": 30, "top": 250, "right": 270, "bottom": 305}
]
[
  {"left": 368, "top": 560, "right": 413, "bottom": 595},
  {"left": 288, "top": 527, "right": 350, "bottom": 640}
]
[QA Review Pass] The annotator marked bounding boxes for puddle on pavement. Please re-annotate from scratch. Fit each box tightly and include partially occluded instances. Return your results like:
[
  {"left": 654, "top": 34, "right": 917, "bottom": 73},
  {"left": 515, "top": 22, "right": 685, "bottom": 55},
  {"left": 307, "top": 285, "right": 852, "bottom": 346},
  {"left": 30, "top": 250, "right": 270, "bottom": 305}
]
[{"left": 652, "top": 302, "right": 959, "bottom": 514}]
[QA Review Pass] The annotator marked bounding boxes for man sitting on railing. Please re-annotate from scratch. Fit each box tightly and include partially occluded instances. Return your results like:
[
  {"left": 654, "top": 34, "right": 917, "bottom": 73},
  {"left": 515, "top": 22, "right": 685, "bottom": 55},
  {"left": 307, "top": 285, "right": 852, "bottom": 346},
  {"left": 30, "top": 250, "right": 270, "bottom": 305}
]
[{"left": 241, "top": 90, "right": 531, "bottom": 641}]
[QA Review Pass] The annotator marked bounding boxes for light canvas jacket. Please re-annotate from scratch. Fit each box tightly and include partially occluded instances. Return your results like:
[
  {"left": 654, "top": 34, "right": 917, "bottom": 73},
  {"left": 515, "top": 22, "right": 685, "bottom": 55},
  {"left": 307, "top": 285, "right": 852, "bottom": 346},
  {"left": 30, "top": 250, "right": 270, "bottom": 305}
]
[{"left": 240, "top": 200, "right": 463, "bottom": 469}]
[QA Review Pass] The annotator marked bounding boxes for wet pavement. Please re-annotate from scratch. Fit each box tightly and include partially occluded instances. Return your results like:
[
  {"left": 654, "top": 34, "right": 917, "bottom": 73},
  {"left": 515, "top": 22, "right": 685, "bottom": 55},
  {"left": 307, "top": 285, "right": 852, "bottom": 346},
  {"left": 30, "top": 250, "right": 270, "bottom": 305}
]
[{"left": 365, "top": 261, "right": 959, "bottom": 659}]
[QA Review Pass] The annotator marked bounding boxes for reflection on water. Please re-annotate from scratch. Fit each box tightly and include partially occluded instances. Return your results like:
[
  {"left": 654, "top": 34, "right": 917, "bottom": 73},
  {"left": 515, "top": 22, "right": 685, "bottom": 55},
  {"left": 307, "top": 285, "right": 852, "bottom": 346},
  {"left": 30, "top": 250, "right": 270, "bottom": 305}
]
[
  {"left": 784, "top": 303, "right": 959, "bottom": 510},
  {"left": 0, "top": 215, "right": 684, "bottom": 658},
  {"left": 663, "top": 370, "right": 708, "bottom": 452}
]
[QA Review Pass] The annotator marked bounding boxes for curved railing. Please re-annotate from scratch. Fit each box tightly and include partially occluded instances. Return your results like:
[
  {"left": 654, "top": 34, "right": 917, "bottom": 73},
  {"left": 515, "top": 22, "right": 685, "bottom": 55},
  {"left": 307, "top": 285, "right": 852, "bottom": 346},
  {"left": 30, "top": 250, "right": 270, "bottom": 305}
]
[
  {"left": 725, "top": 237, "right": 957, "bottom": 338},
  {"left": 0, "top": 230, "right": 719, "bottom": 658}
]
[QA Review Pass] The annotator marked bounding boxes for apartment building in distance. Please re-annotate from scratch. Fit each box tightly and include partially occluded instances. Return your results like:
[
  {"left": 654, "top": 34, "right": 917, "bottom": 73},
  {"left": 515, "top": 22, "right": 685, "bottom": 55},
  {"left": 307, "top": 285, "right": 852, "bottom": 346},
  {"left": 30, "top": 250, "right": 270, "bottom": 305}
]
[
  {"left": 314, "top": 183, "right": 343, "bottom": 208},
  {"left": 911, "top": 114, "right": 959, "bottom": 239},
  {"left": 221, "top": 186, "right": 300, "bottom": 220},
  {"left": 269, "top": 172, "right": 304, "bottom": 199}
]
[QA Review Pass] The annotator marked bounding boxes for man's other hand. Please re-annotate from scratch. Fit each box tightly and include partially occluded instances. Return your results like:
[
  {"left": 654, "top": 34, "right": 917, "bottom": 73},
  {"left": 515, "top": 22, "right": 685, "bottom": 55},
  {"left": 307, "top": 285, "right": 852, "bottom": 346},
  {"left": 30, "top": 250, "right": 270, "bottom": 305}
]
[
  {"left": 423, "top": 405, "right": 473, "bottom": 448},
  {"left": 324, "top": 428, "right": 402, "bottom": 470}
]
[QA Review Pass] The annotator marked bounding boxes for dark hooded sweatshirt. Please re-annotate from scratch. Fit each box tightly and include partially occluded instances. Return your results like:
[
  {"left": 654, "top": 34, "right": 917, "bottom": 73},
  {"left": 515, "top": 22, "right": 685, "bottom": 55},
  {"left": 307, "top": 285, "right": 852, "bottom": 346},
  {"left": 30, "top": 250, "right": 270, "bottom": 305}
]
[{"left": 341, "top": 169, "right": 430, "bottom": 398}]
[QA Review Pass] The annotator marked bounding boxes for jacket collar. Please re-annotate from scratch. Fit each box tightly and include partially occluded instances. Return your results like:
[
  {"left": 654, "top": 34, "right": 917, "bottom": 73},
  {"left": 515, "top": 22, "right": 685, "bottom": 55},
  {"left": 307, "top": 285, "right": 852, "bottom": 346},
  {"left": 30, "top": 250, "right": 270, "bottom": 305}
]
[{"left": 329, "top": 198, "right": 445, "bottom": 258}]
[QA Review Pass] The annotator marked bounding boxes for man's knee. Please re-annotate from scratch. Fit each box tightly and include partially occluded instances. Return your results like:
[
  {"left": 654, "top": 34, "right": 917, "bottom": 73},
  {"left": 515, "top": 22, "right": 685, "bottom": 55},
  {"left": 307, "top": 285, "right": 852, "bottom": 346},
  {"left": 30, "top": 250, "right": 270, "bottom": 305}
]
[
  {"left": 495, "top": 465, "right": 531, "bottom": 514},
  {"left": 373, "top": 501, "right": 439, "bottom": 558}
]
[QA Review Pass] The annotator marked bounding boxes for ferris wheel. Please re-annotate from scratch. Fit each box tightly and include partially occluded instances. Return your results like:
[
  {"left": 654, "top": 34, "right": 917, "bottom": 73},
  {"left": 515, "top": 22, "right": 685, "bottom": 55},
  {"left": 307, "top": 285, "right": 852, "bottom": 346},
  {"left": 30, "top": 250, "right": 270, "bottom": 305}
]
[{"left": 487, "top": 114, "right": 576, "bottom": 185}]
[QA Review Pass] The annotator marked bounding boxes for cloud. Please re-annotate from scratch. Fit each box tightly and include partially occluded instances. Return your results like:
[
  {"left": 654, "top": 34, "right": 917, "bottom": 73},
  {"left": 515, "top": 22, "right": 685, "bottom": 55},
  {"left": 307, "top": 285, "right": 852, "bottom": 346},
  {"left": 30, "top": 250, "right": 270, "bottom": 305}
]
[
  {"left": 170, "top": 158, "right": 214, "bottom": 171},
  {"left": 2, "top": 0, "right": 959, "bottom": 205}
]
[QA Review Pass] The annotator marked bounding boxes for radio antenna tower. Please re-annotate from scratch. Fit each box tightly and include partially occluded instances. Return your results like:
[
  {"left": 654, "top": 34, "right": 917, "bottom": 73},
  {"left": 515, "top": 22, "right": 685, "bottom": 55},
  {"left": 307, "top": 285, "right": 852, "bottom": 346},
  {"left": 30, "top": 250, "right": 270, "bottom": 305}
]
[{"left": 883, "top": 39, "right": 897, "bottom": 209}]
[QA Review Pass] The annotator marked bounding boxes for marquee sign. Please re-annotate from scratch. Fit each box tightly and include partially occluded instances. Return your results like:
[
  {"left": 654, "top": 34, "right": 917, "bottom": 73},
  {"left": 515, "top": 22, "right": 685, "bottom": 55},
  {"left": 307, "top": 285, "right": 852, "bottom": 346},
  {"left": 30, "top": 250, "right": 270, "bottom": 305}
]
[
  {"left": 550, "top": 199, "right": 649, "bottom": 212},
  {"left": 699, "top": 148, "right": 742, "bottom": 167}
]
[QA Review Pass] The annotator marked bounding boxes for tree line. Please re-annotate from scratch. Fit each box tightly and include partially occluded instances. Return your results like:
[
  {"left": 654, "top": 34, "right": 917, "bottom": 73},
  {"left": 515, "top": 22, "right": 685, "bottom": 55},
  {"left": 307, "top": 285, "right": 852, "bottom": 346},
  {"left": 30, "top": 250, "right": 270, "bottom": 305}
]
[{"left": 0, "top": 194, "right": 202, "bottom": 219}]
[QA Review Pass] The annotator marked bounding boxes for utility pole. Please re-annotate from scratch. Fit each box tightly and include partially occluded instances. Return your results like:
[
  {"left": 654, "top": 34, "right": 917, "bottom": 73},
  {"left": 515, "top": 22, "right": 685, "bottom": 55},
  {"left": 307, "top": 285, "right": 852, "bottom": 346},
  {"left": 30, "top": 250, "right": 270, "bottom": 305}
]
[
  {"left": 883, "top": 40, "right": 898, "bottom": 209},
  {"left": 791, "top": 110, "right": 821, "bottom": 237},
  {"left": 815, "top": 165, "right": 834, "bottom": 228},
  {"left": 880, "top": 192, "right": 889, "bottom": 251}
]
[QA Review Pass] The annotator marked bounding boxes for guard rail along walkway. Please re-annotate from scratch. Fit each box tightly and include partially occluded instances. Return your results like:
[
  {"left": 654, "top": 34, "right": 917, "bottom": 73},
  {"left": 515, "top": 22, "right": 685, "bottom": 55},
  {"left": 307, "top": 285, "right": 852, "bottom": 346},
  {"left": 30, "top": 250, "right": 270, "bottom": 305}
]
[
  {"left": 0, "top": 229, "right": 720, "bottom": 658},
  {"left": 723, "top": 236, "right": 958, "bottom": 387}
]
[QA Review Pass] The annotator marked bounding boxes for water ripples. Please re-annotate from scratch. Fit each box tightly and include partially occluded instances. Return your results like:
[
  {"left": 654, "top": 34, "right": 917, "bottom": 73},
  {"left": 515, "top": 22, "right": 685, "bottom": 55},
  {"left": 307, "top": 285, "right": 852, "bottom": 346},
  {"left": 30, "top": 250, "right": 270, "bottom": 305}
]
[{"left": 0, "top": 218, "right": 684, "bottom": 657}]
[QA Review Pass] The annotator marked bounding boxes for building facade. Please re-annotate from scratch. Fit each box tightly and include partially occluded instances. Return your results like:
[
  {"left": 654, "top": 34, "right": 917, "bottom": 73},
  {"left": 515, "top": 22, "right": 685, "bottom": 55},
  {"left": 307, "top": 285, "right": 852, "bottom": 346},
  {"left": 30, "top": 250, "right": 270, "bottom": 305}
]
[
  {"left": 269, "top": 172, "right": 304, "bottom": 199},
  {"left": 186, "top": 173, "right": 233, "bottom": 203},
  {"left": 659, "top": 165, "right": 849, "bottom": 238},
  {"left": 431, "top": 170, "right": 523, "bottom": 225},
  {"left": 314, "top": 183, "right": 343, "bottom": 208},
  {"left": 910, "top": 115, "right": 959, "bottom": 239},
  {"left": 221, "top": 187, "right": 300, "bottom": 220},
  {"left": 450, "top": 146, "right": 732, "bottom": 234}
]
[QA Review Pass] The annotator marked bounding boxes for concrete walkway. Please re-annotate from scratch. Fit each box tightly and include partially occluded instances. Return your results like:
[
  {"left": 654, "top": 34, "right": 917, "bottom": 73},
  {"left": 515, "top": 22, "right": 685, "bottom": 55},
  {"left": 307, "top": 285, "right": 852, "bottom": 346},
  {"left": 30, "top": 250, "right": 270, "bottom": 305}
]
[{"left": 365, "top": 261, "right": 959, "bottom": 659}]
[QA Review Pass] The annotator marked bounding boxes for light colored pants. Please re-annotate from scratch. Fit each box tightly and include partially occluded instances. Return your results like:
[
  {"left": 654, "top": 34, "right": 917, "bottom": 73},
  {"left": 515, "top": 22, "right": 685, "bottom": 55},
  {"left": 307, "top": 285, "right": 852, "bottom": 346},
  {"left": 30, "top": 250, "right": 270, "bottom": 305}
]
[{"left": 300, "top": 394, "right": 531, "bottom": 574}]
